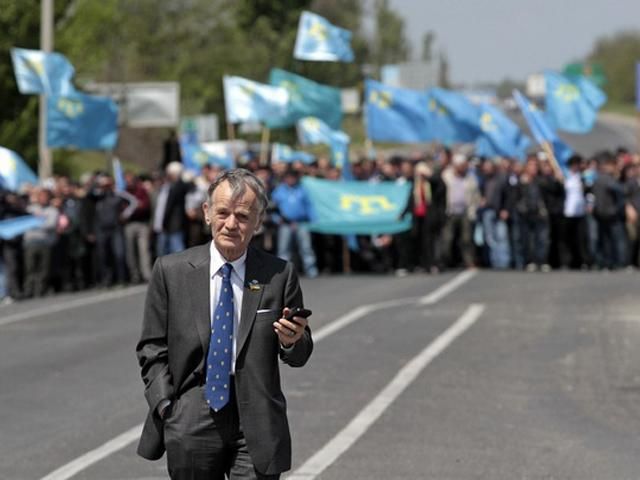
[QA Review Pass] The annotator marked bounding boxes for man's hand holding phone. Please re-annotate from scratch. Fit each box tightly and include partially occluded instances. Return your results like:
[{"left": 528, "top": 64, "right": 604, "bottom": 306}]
[{"left": 274, "top": 307, "right": 312, "bottom": 347}]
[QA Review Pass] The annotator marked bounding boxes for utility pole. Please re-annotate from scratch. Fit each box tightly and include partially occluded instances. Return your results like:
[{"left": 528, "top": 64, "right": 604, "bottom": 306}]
[{"left": 39, "top": 0, "right": 54, "bottom": 179}]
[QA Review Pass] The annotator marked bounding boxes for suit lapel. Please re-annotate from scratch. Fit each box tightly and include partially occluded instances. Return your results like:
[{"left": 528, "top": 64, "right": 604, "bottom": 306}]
[
  {"left": 237, "top": 248, "right": 265, "bottom": 355},
  {"left": 186, "top": 243, "right": 212, "bottom": 356}
]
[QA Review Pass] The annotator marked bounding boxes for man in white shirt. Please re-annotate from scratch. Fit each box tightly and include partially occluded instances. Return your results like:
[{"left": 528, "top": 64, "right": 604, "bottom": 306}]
[{"left": 562, "top": 155, "right": 589, "bottom": 269}]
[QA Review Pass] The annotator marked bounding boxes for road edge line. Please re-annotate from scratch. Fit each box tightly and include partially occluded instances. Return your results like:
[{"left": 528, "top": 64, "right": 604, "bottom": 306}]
[
  {"left": 39, "top": 424, "right": 143, "bottom": 480},
  {"left": 0, "top": 286, "right": 148, "bottom": 327}
]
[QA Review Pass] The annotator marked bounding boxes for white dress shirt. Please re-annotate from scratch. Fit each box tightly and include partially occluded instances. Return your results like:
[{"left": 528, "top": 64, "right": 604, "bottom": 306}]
[
  {"left": 564, "top": 171, "right": 586, "bottom": 218},
  {"left": 152, "top": 183, "right": 170, "bottom": 233},
  {"left": 209, "top": 242, "right": 246, "bottom": 375},
  {"left": 158, "top": 243, "right": 294, "bottom": 417}
]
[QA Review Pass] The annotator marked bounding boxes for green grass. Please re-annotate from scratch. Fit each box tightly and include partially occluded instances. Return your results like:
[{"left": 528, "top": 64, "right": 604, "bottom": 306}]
[
  {"left": 602, "top": 102, "right": 639, "bottom": 117},
  {"left": 52, "top": 150, "right": 141, "bottom": 180}
]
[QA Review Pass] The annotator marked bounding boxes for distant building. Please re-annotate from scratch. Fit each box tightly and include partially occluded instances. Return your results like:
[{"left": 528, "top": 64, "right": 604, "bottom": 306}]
[{"left": 380, "top": 61, "right": 440, "bottom": 90}]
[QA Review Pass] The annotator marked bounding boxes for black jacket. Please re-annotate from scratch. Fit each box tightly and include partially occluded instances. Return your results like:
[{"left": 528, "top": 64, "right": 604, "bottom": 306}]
[
  {"left": 592, "top": 173, "right": 624, "bottom": 220},
  {"left": 538, "top": 175, "right": 565, "bottom": 217},
  {"left": 162, "top": 180, "right": 189, "bottom": 233}
]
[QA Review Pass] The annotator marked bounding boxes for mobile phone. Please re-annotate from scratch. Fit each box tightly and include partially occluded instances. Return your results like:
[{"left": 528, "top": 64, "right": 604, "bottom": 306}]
[{"left": 285, "top": 307, "right": 312, "bottom": 322}]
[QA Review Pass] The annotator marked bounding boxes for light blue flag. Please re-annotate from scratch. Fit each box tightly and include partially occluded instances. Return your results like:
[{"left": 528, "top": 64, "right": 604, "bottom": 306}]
[
  {"left": 475, "top": 103, "right": 531, "bottom": 159},
  {"left": 294, "top": 11, "right": 354, "bottom": 62},
  {"left": 47, "top": 93, "right": 118, "bottom": 150},
  {"left": 0, "top": 146, "right": 38, "bottom": 191},
  {"left": 330, "top": 136, "right": 353, "bottom": 180},
  {"left": 268, "top": 68, "right": 342, "bottom": 129},
  {"left": 301, "top": 177, "right": 411, "bottom": 235},
  {"left": 10, "top": 47, "right": 75, "bottom": 95},
  {"left": 223, "top": 76, "right": 289, "bottom": 124},
  {"left": 297, "top": 117, "right": 350, "bottom": 171},
  {"left": 429, "top": 88, "right": 481, "bottom": 138},
  {"left": 297, "top": 116, "right": 341, "bottom": 145},
  {"left": 513, "top": 90, "right": 573, "bottom": 167},
  {"left": 181, "top": 141, "right": 234, "bottom": 172},
  {"left": 425, "top": 90, "right": 479, "bottom": 144},
  {"left": 113, "top": 158, "right": 126, "bottom": 192},
  {"left": 365, "top": 80, "right": 430, "bottom": 143},
  {"left": 271, "top": 143, "right": 315, "bottom": 164},
  {"left": 544, "top": 71, "right": 607, "bottom": 134},
  {"left": 0, "top": 215, "right": 47, "bottom": 240}
]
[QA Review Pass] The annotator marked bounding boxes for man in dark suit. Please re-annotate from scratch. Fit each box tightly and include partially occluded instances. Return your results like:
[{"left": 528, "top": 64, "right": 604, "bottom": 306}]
[
  {"left": 153, "top": 162, "right": 190, "bottom": 257},
  {"left": 136, "top": 168, "right": 313, "bottom": 479}
]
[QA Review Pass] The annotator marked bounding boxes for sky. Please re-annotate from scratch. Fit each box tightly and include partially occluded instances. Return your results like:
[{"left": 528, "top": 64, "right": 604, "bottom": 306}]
[{"left": 387, "top": 0, "right": 640, "bottom": 85}]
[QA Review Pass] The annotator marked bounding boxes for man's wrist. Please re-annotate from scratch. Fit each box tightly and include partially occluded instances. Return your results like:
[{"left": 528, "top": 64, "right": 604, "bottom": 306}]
[
  {"left": 157, "top": 399, "right": 172, "bottom": 419},
  {"left": 280, "top": 342, "right": 296, "bottom": 352}
]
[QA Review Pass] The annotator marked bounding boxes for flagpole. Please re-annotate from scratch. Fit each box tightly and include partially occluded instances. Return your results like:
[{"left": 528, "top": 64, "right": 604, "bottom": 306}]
[
  {"left": 364, "top": 138, "right": 374, "bottom": 161},
  {"left": 226, "top": 121, "right": 236, "bottom": 141},
  {"left": 38, "top": 0, "right": 54, "bottom": 180},
  {"left": 636, "top": 110, "right": 640, "bottom": 153},
  {"left": 342, "top": 237, "right": 351, "bottom": 274},
  {"left": 541, "top": 141, "right": 564, "bottom": 179},
  {"left": 226, "top": 121, "right": 238, "bottom": 168},
  {"left": 259, "top": 125, "right": 270, "bottom": 167}
]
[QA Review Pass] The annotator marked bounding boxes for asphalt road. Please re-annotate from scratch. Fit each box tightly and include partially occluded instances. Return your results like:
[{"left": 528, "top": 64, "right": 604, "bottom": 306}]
[
  {"left": 561, "top": 113, "right": 638, "bottom": 157},
  {"left": 511, "top": 111, "right": 639, "bottom": 158},
  {"left": 2, "top": 269, "right": 640, "bottom": 480}
]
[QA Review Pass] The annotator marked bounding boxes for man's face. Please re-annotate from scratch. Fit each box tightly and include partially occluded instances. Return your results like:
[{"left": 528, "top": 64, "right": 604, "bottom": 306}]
[
  {"left": 204, "top": 181, "right": 262, "bottom": 261},
  {"left": 454, "top": 161, "right": 467, "bottom": 176},
  {"left": 400, "top": 161, "right": 413, "bottom": 178},
  {"left": 600, "top": 161, "right": 613, "bottom": 175},
  {"left": 525, "top": 160, "right": 538, "bottom": 177},
  {"left": 481, "top": 161, "right": 494, "bottom": 176},
  {"left": 37, "top": 190, "right": 50, "bottom": 206},
  {"left": 284, "top": 173, "right": 297, "bottom": 186}
]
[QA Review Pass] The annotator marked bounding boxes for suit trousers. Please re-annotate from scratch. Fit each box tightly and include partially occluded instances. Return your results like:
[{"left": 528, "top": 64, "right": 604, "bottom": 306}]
[
  {"left": 163, "top": 383, "right": 280, "bottom": 480},
  {"left": 124, "top": 222, "right": 152, "bottom": 283},
  {"left": 23, "top": 243, "right": 51, "bottom": 298}
]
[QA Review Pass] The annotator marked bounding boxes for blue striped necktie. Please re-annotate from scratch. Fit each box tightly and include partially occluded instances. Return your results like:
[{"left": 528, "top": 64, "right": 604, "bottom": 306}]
[{"left": 205, "top": 263, "right": 234, "bottom": 411}]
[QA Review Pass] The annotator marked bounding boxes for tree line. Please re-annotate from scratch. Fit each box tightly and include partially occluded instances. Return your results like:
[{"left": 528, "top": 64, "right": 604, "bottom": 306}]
[{"left": 0, "top": 0, "right": 411, "bottom": 171}]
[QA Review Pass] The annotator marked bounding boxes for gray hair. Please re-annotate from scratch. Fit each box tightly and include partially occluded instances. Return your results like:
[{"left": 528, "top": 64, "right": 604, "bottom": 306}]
[{"left": 208, "top": 168, "right": 268, "bottom": 216}]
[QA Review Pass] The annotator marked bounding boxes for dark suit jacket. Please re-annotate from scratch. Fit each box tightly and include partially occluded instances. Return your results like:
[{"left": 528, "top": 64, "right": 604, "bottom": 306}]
[
  {"left": 136, "top": 243, "right": 313, "bottom": 474},
  {"left": 162, "top": 180, "right": 189, "bottom": 233}
]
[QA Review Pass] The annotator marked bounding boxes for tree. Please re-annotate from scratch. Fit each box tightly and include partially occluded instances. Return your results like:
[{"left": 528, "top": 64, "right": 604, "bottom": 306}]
[
  {"left": 495, "top": 78, "right": 525, "bottom": 99},
  {"left": 1, "top": 1, "right": 376, "bottom": 172},
  {"left": 236, "top": 0, "right": 311, "bottom": 33},
  {"left": 371, "top": 0, "right": 409, "bottom": 72},
  {"left": 438, "top": 50, "right": 451, "bottom": 88},
  {"left": 421, "top": 31, "right": 435, "bottom": 62},
  {"left": 0, "top": 0, "right": 73, "bottom": 166},
  {"left": 586, "top": 30, "right": 640, "bottom": 104}
]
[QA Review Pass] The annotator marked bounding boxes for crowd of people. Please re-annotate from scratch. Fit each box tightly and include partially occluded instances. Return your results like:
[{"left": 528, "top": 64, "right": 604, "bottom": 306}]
[{"left": 1, "top": 145, "right": 639, "bottom": 304}]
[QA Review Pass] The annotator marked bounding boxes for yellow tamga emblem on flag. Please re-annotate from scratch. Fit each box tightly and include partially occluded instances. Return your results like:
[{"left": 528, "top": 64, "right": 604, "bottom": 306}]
[
  {"left": 369, "top": 90, "right": 392, "bottom": 109},
  {"left": 554, "top": 83, "right": 580, "bottom": 103},
  {"left": 57, "top": 98, "right": 84, "bottom": 118},
  {"left": 340, "top": 195, "right": 396, "bottom": 215}
]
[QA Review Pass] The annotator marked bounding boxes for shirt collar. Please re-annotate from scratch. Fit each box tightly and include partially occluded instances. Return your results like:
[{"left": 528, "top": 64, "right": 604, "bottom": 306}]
[{"left": 210, "top": 241, "right": 247, "bottom": 280}]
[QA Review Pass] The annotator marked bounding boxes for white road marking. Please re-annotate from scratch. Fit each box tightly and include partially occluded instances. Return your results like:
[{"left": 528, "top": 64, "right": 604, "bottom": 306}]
[
  {"left": 40, "top": 424, "right": 143, "bottom": 480},
  {"left": 314, "top": 299, "right": 414, "bottom": 342},
  {"left": 0, "top": 286, "right": 147, "bottom": 327},
  {"left": 38, "top": 272, "right": 478, "bottom": 480},
  {"left": 316, "top": 269, "right": 477, "bottom": 341},
  {"left": 420, "top": 269, "right": 477, "bottom": 305},
  {"left": 287, "top": 303, "right": 486, "bottom": 480}
]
